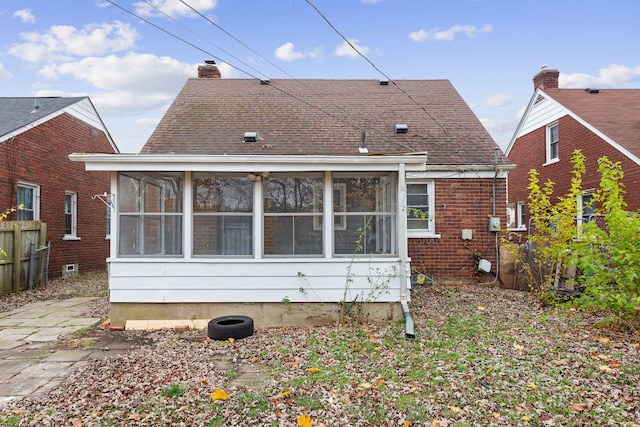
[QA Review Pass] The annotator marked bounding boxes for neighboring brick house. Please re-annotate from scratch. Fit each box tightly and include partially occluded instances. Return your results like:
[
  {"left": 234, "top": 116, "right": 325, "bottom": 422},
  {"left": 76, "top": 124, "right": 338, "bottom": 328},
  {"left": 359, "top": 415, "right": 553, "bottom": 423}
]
[
  {"left": 72, "top": 62, "right": 512, "bottom": 327},
  {"left": 0, "top": 97, "right": 119, "bottom": 283},
  {"left": 506, "top": 68, "right": 640, "bottom": 231}
]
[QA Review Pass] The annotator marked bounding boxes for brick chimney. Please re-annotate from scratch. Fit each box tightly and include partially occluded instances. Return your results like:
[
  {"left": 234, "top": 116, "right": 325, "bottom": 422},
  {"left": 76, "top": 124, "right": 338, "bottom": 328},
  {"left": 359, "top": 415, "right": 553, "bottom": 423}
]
[
  {"left": 198, "top": 60, "right": 221, "bottom": 78},
  {"left": 533, "top": 66, "right": 559, "bottom": 91}
]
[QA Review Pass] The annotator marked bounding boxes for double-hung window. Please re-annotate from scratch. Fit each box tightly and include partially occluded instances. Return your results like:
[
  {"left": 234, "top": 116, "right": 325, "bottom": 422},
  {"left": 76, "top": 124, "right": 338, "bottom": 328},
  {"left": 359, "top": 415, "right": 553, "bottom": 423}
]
[
  {"left": 517, "top": 201, "right": 526, "bottom": 229},
  {"left": 406, "top": 181, "right": 435, "bottom": 236},
  {"left": 263, "top": 173, "right": 323, "bottom": 256},
  {"left": 118, "top": 172, "right": 183, "bottom": 256},
  {"left": 64, "top": 191, "right": 78, "bottom": 238},
  {"left": 16, "top": 182, "right": 39, "bottom": 220},
  {"left": 333, "top": 173, "right": 397, "bottom": 256},
  {"left": 193, "top": 174, "right": 253, "bottom": 256},
  {"left": 546, "top": 122, "right": 559, "bottom": 163}
]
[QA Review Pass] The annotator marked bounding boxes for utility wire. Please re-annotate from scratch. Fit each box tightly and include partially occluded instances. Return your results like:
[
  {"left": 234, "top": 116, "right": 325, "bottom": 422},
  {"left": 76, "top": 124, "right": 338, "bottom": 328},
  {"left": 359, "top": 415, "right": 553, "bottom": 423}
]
[
  {"left": 105, "top": 0, "right": 414, "bottom": 152},
  {"left": 140, "top": 0, "right": 269, "bottom": 79},
  {"left": 304, "top": 0, "right": 454, "bottom": 142}
]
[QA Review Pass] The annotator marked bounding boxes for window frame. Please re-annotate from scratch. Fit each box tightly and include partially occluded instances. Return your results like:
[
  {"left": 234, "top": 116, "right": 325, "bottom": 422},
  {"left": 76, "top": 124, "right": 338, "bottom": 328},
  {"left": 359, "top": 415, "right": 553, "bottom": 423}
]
[
  {"left": 63, "top": 191, "right": 80, "bottom": 240},
  {"left": 517, "top": 201, "right": 527, "bottom": 230},
  {"left": 577, "top": 190, "right": 596, "bottom": 232},
  {"left": 406, "top": 180, "right": 437, "bottom": 238},
  {"left": 16, "top": 181, "right": 40, "bottom": 221},
  {"left": 117, "top": 172, "right": 184, "bottom": 257},
  {"left": 192, "top": 173, "right": 254, "bottom": 257},
  {"left": 545, "top": 122, "right": 559, "bottom": 164}
]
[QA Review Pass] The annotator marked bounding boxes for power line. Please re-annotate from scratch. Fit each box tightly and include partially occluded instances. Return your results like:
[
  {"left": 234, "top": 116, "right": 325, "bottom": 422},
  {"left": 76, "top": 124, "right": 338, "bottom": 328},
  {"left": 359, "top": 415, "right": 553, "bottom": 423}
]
[
  {"left": 104, "top": 0, "right": 415, "bottom": 152},
  {"left": 140, "top": 0, "right": 269, "bottom": 79},
  {"left": 304, "top": 0, "right": 454, "bottom": 142}
]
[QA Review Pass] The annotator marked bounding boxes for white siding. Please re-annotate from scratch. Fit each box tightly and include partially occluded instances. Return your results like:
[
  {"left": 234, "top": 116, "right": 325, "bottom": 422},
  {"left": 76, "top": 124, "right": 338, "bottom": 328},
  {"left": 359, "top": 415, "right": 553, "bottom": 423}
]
[
  {"left": 108, "top": 258, "right": 409, "bottom": 304},
  {"left": 515, "top": 95, "right": 570, "bottom": 139}
]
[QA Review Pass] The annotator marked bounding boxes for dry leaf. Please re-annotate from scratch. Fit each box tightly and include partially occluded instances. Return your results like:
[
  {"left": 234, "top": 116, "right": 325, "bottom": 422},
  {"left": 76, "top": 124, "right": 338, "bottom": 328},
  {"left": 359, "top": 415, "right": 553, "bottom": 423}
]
[
  {"left": 199, "top": 378, "right": 208, "bottom": 384},
  {"left": 448, "top": 405, "right": 462, "bottom": 413},
  {"left": 359, "top": 382, "right": 372, "bottom": 388},
  {"left": 521, "top": 415, "right": 531, "bottom": 421},
  {"left": 514, "top": 343, "right": 524, "bottom": 351},
  {"left": 72, "top": 419, "right": 82, "bottom": 427},
  {"left": 297, "top": 414, "right": 312, "bottom": 427},
  {"left": 308, "top": 367, "right": 319, "bottom": 373},
  {"left": 403, "top": 421, "right": 410, "bottom": 427},
  {"left": 211, "top": 389, "right": 229, "bottom": 401},
  {"left": 228, "top": 337, "right": 235, "bottom": 343},
  {"left": 569, "top": 403, "right": 588, "bottom": 412},
  {"left": 608, "top": 360, "right": 620, "bottom": 368},
  {"left": 477, "top": 306, "right": 486, "bottom": 311},
  {"left": 493, "top": 412, "right": 500, "bottom": 418},
  {"left": 551, "top": 359, "right": 566, "bottom": 365},
  {"left": 376, "top": 377, "right": 385, "bottom": 383},
  {"left": 526, "top": 382, "right": 537, "bottom": 388},
  {"left": 10, "top": 410, "right": 24, "bottom": 414},
  {"left": 598, "top": 365, "right": 612, "bottom": 372},
  {"left": 128, "top": 413, "right": 142, "bottom": 420},
  {"left": 598, "top": 337, "right": 610, "bottom": 344}
]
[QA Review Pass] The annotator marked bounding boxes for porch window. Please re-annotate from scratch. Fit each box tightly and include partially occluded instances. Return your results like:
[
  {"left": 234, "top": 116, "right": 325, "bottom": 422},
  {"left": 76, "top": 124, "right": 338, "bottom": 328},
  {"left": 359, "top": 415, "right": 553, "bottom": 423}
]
[
  {"left": 517, "top": 201, "right": 526, "bottom": 229},
  {"left": 17, "top": 182, "right": 39, "bottom": 220},
  {"left": 333, "top": 173, "right": 397, "bottom": 256},
  {"left": 117, "top": 172, "right": 183, "bottom": 256},
  {"left": 263, "top": 173, "right": 323, "bottom": 256},
  {"left": 192, "top": 174, "right": 253, "bottom": 256}
]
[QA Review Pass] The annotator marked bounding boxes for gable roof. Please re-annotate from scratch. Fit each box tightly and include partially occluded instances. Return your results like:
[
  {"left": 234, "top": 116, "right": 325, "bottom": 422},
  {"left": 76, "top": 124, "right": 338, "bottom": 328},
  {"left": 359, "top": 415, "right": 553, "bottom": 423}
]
[
  {"left": 0, "top": 96, "right": 119, "bottom": 152},
  {"left": 142, "top": 78, "right": 510, "bottom": 167},
  {"left": 506, "top": 88, "right": 640, "bottom": 164}
]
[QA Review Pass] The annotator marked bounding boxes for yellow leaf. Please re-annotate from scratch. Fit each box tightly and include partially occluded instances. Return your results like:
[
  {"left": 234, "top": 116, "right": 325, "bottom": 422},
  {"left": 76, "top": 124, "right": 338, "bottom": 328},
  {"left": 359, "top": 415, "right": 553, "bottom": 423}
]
[
  {"left": 403, "top": 421, "right": 410, "bottom": 427},
  {"left": 211, "top": 389, "right": 229, "bottom": 401},
  {"left": 376, "top": 377, "right": 385, "bottom": 383},
  {"left": 493, "top": 412, "right": 500, "bottom": 418},
  {"left": 228, "top": 337, "right": 235, "bottom": 343},
  {"left": 485, "top": 367, "right": 493, "bottom": 375},
  {"left": 10, "top": 410, "right": 25, "bottom": 415},
  {"left": 521, "top": 416, "right": 530, "bottom": 421},
  {"left": 448, "top": 405, "right": 462, "bottom": 413},
  {"left": 297, "top": 414, "right": 312, "bottom": 427},
  {"left": 513, "top": 343, "right": 524, "bottom": 351},
  {"left": 598, "top": 337, "right": 610, "bottom": 344},
  {"left": 308, "top": 367, "right": 320, "bottom": 373},
  {"left": 280, "top": 390, "right": 291, "bottom": 397},
  {"left": 526, "top": 382, "right": 537, "bottom": 389},
  {"left": 477, "top": 306, "right": 486, "bottom": 311}
]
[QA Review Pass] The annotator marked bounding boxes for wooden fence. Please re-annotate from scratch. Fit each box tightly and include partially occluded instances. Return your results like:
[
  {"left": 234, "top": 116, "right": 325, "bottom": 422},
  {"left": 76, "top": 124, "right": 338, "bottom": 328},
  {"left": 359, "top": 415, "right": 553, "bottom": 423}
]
[{"left": 0, "top": 221, "right": 48, "bottom": 295}]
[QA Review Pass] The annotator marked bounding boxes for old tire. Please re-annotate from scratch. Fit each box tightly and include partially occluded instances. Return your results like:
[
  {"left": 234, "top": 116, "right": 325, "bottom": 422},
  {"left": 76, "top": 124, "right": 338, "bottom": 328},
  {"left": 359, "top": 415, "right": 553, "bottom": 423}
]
[{"left": 208, "top": 315, "right": 254, "bottom": 340}]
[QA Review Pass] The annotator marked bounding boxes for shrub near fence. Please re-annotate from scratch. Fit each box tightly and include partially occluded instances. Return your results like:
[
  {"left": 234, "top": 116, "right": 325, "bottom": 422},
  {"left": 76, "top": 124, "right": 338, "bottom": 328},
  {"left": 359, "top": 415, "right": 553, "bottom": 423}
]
[{"left": 0, "top": 221, "right": 48, "bottom": 295}]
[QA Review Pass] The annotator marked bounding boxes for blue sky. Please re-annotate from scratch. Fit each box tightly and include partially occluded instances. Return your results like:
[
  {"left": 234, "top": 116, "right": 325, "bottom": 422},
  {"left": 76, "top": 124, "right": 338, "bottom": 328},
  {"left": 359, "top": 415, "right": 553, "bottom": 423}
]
[{"left": 1, "top": 0, "right": 639, "bottom": 153}]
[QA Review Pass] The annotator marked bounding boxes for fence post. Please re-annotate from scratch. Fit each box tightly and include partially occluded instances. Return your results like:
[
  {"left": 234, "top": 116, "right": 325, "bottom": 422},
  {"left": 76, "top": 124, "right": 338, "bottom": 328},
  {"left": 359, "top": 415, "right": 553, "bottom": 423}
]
[
  {"left": 29, "top": 242, "right": 35, "bottom": 290},
  {"left": 12, "top": 222, "right": 22, "bottom": 293}
]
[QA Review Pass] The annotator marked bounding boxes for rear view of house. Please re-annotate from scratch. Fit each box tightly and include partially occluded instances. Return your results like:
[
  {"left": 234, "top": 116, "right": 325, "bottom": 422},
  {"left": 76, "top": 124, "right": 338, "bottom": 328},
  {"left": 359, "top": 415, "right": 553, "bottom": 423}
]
[
  {"left": 0, "top": 97, "right": 118, "bottom": 290},
  {"left": 72, "top": 63, "right": 512, "bottom": 327},
  {"left": 506, "top": 67, "right": 640, "bottom": 231}
]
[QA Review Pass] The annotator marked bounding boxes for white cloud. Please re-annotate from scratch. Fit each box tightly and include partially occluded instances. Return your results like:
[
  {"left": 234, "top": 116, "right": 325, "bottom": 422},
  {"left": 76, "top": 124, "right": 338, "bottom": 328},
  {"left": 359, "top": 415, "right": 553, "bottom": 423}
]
[
  {"left": 560, "top": 64, "right": 640, "bottom": 88},
  {"left": 481, "top": 92, "right": 513, "bottom": 107},
  {"left": 409, "top": 24, "right": 493, "bottom": 42},
  {"left": 334, "top": 39, "right": 370, "bottom": 58},
  {"left": 0, "top": 63, "right": 12, "bottom": 80},
  {"left": 14, "top": 8, "right": 35, "bottom": 24},
  {"left": 9, "top": 21, "right": 138, "bottom": 62},
  {"left": 275, "top": 42, "right": 306, "bottom": 62},
  {"left": 133, "top": 0, "right": 217, "bottom": 18}
]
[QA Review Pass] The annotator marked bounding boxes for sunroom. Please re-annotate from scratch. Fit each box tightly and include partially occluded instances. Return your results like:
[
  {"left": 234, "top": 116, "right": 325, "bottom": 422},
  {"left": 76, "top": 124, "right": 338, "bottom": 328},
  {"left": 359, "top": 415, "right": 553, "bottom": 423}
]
[{"left": 71, "top": 153, "right": 428, "bottom": 326}]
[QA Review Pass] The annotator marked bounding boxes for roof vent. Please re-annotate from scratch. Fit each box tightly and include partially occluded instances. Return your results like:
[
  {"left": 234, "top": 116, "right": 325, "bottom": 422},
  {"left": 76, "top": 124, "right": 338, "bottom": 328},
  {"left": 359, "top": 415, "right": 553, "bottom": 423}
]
[
  {"left": 30, "top": 100, "right": 40, "bottom": 114},
  {"left": 243, "top": 132, "right": 258, "bottom": 142},
  {"left": 395, "top": 124, "right": 408, "bottom": 134},
  {"left": 585, "top": 88, "right": 600, "bottom": 94},
  {"left": 379, "top": 79, "right": 389, "bottom": 85},
  {"left": 260, "top": 79, "right": 270, "bottom": 85}
]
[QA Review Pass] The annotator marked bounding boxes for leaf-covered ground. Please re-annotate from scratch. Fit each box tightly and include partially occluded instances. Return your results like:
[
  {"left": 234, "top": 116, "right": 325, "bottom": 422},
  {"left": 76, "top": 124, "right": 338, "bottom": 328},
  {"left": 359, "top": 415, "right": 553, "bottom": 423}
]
[{"left": 1, "top": 280, "right": 639, "bottom": 426}]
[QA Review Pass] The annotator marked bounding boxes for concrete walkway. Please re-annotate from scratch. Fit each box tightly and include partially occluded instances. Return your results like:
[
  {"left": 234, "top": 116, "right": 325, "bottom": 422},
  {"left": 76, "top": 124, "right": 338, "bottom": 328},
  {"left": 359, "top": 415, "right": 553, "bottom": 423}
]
[{"left": 0, "top": 298, "right": 102, "bottom": 405}]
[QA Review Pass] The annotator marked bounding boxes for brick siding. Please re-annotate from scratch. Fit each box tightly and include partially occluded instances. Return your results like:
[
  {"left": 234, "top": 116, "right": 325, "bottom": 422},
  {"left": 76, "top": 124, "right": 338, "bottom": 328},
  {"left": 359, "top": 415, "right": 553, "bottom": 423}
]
[{"left": 0, "top": 113, "right": 114, "bottom": 278}]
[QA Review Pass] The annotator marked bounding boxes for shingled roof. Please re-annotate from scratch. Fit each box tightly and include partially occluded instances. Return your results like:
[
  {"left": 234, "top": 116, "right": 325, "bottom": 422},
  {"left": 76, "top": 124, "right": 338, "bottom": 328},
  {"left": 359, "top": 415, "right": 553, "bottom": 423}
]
[
  {"left": 0, "top": 96, "right": 86, "bottom": 138},
  {"left": 545, "top": 89, "right": 640, "bottom": 159},
  {"left": 142, "top": 77, "right": 509, "bottom": 166}
]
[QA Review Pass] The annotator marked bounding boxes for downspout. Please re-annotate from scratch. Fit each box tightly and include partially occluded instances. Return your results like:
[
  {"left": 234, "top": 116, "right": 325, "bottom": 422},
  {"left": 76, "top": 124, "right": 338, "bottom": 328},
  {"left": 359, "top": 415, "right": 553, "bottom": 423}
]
[{"left": 398, "top": 163, "right": 415, "bottom": 338}]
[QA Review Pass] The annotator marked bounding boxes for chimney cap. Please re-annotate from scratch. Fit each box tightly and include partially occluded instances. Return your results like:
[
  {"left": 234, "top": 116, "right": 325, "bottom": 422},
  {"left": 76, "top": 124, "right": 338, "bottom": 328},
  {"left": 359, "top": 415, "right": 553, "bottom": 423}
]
[{"left": 204, "top": 59, "right": 216, "bottom": 65}]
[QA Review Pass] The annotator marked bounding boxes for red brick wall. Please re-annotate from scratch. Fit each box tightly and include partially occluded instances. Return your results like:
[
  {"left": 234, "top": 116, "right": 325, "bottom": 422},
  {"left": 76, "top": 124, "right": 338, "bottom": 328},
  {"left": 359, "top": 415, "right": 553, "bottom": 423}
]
[
  {"left": 409, "top": 177, "right": 507, "bottom": 285},
  {"left": 508, "top": 115, "right": 640, "bottom": 230},
  {"left": 0, "top": 113, "right": 115, "bottom": 278}
]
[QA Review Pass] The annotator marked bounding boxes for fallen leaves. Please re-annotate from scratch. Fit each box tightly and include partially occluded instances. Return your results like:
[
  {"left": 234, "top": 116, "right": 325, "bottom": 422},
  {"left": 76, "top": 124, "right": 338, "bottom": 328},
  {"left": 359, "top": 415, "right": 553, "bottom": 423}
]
[
  {"left": 297, "top": 413, "right": 312, "bottom": 427},
  {"left": 569, "top": 403, "right": 588, "bottom": 412}
]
